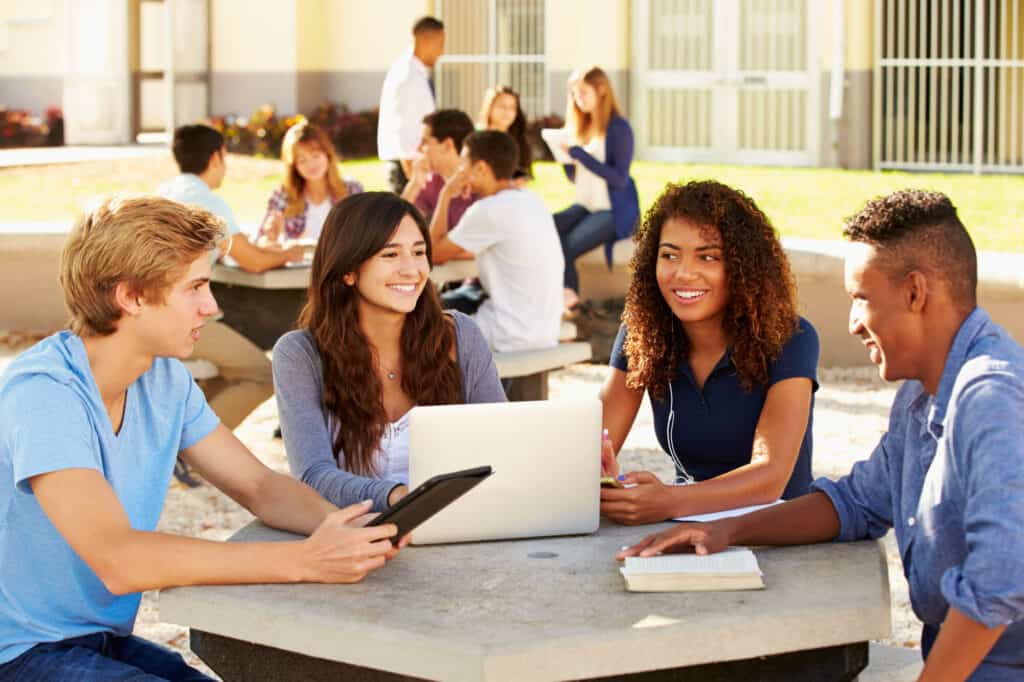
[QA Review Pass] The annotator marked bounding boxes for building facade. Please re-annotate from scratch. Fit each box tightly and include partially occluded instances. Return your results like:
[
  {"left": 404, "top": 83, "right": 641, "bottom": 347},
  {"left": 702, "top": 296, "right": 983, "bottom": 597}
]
[{"left": 0, "top": 0, "right": 1021, "bottom": 172}]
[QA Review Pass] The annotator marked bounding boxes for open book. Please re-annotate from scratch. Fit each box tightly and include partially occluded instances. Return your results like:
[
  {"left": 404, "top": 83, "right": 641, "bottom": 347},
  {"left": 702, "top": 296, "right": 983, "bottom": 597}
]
[
  {"left": 620, "top": 547, "right": 765, "bottom": 592},
  {"left": 540, "top": 128, "right": 574, "bottom": 165}
]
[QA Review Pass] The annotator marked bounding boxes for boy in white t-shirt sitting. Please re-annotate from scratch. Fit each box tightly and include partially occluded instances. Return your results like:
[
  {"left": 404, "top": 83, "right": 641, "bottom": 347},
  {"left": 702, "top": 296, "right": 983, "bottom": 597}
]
[{"left": 428, "top": 130, "right": 564, "bottom": 352}]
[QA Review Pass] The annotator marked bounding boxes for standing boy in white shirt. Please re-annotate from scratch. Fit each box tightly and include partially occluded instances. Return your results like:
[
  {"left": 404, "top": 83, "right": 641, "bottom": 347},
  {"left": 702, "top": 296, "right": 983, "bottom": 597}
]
[
  {"left": 429, "top": 130, "right": 564, "bottom": 352},
  {"left": 377, "top": 17, "right": 445, "bottom": 194}
]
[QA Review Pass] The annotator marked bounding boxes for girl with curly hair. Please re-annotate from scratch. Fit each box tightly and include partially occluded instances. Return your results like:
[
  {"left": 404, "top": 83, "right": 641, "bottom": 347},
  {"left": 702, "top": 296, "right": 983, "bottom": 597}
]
[
  {"left": 272, "top": 192, "right": 505, "bottom": 512},
  {"left": 600, "top": 180, "right": 820, "bottom": 525},
  {"left": 258, "top": 121, "right": 363, "bottom": 244}
]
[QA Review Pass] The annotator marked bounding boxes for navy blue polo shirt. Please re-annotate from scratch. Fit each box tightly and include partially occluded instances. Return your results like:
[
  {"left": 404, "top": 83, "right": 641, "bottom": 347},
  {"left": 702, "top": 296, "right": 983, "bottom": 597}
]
[{"left": 610, "top": 317, "right": 819, "bottom": 499}]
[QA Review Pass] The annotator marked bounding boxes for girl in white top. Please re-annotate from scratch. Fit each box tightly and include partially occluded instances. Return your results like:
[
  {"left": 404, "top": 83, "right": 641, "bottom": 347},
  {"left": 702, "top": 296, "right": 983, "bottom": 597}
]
[
  {"left": 259, "top": 121, "right": 362, "bottom": 244},
  {"left": 553, "top": 66, "right": 640, "bottom": 313}
]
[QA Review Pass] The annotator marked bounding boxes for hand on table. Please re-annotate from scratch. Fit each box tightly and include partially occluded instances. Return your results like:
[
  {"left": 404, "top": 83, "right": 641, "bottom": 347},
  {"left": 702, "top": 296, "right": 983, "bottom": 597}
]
[
  {"left": 300, "top": 500, "right": 401, "bottom": 583},
  {"left": 600, "top": 471, "right": 674, "bottom": 525},
  {"left": 616, "top": 520, "right": 731, "bottom": 560}
]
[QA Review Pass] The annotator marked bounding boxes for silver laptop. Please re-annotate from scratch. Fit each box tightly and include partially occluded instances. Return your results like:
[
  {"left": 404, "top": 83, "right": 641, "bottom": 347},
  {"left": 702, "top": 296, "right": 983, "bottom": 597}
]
[{"left": 407, "top": 398, "right": 602, "bottom": 545}]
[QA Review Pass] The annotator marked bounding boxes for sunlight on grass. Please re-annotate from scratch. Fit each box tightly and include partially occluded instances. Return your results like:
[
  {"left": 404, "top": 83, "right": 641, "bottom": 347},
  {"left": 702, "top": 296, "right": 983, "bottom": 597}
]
[{"left": 2, "top": 156, "right": 1021, "bottom": 253}]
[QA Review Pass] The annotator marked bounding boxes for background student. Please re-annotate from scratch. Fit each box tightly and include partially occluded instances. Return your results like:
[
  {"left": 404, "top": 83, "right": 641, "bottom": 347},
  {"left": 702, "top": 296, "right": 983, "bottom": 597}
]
[
  {"left": 377, "top": 16, "right": 445, "bottom": 194},
  {"left": 259, "top": 121, "right": 363, "bottom": 244},
  {"left": 273, "top": 192, "right": 505, "bottom": 513},
  {"left": 0, "top": 197, "right": 402, "bottom": 682},
  {"left": 478, "top": 85, "right": 533, "bottom": 182},
  {"left": 600, "top": 181, "right": 819, "bottom": 525},
  {"left": 158, "top": 123, "right": 290, "bottom": 464},
  {"left": 400, "top": 109, "right": 477, "bottom": 231},
  {"left": 554, "top": 65, "right": 640, "bottom": 314},
  {"left": 428, "top": 131, "right": 564, "bottom": 352},
  {"left": 159, "top": 123, "right": 307, "bottom": 273},
  {"left": 619, "top": 190, "right": 1024, "bottom": 682}
]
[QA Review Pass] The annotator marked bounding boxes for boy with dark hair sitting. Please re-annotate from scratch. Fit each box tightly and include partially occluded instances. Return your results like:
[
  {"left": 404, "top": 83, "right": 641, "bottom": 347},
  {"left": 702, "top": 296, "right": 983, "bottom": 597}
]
[
  {"left": 429, "top": 130, "right": 564, "bottom": 352},
  {"left": 400, "top": 108, "right": 477, "bottom": 230},
  {"left": 0, "top": 197, "right": 402, "bottom": 681},
  {"left": 160, "top": 123, "right": 307, "bottom": 274}
]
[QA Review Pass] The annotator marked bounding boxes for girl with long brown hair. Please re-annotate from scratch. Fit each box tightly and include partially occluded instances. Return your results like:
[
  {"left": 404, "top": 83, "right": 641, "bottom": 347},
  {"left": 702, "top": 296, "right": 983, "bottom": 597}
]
[
  {"left": 272, "top": 192, "right": 505, "bottom": 511},
  {"left": 555, "top": 65, "right": 640, "bottom": 313},
  {"left": 258, "top": 121, "right": 363, "bottom": 243},
  {"left": 599, "top": 181, "right": 820, "bottom": 525},
  {"left": 478, "top": 85, "right": 533, "bottom": 180}
]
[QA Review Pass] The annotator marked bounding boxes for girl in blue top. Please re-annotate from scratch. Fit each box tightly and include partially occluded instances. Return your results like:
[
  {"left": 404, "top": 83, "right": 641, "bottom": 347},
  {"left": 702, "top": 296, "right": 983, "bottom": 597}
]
[
  {"left": 601, "top": 181, "right": 820, "bottom": 525},
  {"left": 554, "top": 65, "right": 640, "bottom": 313}
]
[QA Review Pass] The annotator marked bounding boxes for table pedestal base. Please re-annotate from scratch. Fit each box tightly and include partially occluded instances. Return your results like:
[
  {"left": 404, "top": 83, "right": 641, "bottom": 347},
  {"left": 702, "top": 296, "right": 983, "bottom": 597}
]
[{"left": 190, "top": 630, "right": 868, "bottom": 682}]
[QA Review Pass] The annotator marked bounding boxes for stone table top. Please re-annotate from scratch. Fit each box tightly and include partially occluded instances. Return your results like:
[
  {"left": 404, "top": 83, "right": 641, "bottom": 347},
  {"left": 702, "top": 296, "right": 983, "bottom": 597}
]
[
  {"left": 160, "top": 520, "right": 890, "bottom": 682},
  {"left": 210, "top": 259, "right": 479, "bottom": 290}
]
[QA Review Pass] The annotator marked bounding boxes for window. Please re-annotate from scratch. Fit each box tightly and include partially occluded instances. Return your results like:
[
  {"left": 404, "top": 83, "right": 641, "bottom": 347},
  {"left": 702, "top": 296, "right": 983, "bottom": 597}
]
[{"left": 435, "top": 0, "right": 547, "bottom": 120}]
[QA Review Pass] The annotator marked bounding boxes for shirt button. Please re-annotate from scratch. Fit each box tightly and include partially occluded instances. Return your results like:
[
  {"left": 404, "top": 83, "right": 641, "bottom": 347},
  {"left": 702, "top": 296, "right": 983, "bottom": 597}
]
[{"left": 907, "top": 517, "right": 916, "bottom": 527}]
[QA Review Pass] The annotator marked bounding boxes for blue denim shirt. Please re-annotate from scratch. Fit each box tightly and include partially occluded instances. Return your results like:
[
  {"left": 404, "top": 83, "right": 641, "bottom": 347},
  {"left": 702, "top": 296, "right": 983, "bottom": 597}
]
[{"left": 812, "top": 308, "right": 1024, "bottom": 678}]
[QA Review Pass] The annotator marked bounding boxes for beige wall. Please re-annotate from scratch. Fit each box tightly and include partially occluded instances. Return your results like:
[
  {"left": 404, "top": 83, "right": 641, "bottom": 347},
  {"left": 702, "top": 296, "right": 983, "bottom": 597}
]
[
  {"left": 324, "top": 0, "right": 431, "bottom": 71},
  {"left": 816, "top": 0, "right": 875, "bottom": 70},
  {"left": 0, "top": 2, "right": 65, "bottom": 76},
  {"left": 547, "top": 0, "right": 629, "bottom": 71},
  {"left": 211, "top": 0, "right": 298, "bottom": 71}
]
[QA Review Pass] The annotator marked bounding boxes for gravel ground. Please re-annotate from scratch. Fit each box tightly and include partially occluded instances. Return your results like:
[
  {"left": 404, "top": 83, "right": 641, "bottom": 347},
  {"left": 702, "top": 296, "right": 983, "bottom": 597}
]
[{"left": 0, "top": 336, "right": 919, "bottom": 678}]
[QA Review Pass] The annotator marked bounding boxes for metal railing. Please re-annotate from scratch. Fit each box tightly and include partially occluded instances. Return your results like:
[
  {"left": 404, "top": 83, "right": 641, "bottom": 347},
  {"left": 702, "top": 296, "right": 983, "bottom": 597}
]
[
  {"left": 874, "top": 0, "right": 1024, "bottom": 173},
  {"left": 435, "top": 0, "right": 548, "bottom": 120}
]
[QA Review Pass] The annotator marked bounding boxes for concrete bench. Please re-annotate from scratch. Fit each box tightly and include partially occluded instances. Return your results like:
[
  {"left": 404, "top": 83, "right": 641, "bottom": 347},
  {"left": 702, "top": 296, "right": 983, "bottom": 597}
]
[{"left": 495, "top": 338, "right": 592, "bottom": 401}]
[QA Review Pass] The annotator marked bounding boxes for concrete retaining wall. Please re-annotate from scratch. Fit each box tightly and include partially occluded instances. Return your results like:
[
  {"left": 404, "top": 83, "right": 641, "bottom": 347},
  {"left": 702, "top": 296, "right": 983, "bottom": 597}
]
[{"left": 2, "top": 227, "right": 1021, "bottom": 368}]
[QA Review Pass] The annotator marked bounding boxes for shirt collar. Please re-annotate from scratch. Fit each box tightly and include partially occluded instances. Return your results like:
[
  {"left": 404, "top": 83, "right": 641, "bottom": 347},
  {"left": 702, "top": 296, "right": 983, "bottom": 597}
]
[
  {"left": 406, "top": 46, "right": 429, "bottom": 77},
  {"left": 926, "top": 307, "right": 991, "bottom": 437}
]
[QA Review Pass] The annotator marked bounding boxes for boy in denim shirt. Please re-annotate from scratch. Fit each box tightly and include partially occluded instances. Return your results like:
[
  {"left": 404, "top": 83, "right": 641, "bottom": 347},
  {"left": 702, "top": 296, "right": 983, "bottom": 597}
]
[{"left": 620, "top": 190, "right": 1024, "bottom": 681}]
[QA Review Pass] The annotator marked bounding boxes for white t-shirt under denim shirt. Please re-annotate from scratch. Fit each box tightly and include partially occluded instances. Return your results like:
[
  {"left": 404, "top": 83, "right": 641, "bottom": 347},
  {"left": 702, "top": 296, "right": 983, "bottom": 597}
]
[
  {"left": 573, "top": 136, "right": 612, "bottom": 212},
  {"left": 448, "top": 188, "right": 564, "bottom": 352}
]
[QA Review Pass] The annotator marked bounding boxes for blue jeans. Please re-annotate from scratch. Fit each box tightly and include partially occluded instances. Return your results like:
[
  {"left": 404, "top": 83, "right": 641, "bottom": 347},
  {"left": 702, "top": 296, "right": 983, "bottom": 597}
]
[
  {"left": 0, "top": 632, "right": 214, "bottom": 681},
  {"left": 553, "top": 205, "right": 616, "bottom": 293}
]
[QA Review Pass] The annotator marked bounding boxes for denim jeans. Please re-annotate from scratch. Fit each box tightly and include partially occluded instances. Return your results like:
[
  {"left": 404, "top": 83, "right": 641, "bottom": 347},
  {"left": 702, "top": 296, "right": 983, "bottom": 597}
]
[
  {"left": 553, "top": 205, "right": 616, "bottom": 293},
  {"left": 0, "top": 632, "right": 214, "bottom": 681},
  {"left": 440, "top": 280, "right": 488, "bottom": 315}
]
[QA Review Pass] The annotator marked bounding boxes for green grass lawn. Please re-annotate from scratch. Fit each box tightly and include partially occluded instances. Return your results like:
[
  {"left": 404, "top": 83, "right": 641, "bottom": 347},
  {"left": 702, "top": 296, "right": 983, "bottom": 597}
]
[{"left": 2, "top": 155, "right": 1022, "bottom": 252}]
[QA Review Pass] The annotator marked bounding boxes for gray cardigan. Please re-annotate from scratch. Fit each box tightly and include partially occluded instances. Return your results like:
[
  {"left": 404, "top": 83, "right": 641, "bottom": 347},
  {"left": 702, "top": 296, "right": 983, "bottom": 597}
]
[{"left": 272, "top": 311, "right": 506, "bottom": 512}]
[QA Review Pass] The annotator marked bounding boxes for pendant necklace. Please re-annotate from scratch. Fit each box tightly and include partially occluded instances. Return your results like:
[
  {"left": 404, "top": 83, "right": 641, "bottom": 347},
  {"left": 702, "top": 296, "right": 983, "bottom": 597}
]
[{"left": 381, "top": 364, "right": 399, "bottom": 381}]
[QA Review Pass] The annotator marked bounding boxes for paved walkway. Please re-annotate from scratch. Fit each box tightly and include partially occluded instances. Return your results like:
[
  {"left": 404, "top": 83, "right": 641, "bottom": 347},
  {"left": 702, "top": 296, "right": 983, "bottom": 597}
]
[{"left": 0, "top": 145, "right": 165, "bottom": 169}]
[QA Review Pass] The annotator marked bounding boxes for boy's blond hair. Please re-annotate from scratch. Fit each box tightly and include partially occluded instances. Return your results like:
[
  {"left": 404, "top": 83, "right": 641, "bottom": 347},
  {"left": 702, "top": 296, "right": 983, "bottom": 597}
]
[{"left": 60, "top": 195, "right": 224, "bottom": 336}]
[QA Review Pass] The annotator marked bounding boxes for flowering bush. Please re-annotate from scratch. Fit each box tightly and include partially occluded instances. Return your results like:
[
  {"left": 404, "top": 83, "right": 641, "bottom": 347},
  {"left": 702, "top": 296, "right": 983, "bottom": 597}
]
[
  {"left": 213, "top": 102, "right": 561, "bottom": 162},
  {"left": 210, "top": 103, "right": 377, "bottom": 160},
  {"left": 0, "top": 106, "right": 64, "bottom": 148}
]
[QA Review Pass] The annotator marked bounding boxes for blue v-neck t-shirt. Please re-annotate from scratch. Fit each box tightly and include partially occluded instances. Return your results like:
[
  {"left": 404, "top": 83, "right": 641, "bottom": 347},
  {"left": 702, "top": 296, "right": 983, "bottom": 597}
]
[
  {"left": 0, "top": 332, "right": 220, "bottom": 664},
  {"left": 609, "top": 317, "right": 819, "bottom": 498}
]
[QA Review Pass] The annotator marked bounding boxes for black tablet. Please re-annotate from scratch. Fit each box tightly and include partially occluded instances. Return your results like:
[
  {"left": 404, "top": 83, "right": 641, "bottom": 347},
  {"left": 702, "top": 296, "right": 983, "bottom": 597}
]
[{"left": 367, "top": 465, "right": 493, "bottom": 539}]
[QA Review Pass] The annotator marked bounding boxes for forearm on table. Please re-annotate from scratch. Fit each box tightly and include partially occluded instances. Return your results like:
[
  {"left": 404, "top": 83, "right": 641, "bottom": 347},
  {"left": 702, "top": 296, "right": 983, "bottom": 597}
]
[
  {"left": 721, "top": 491, "right": 841, "bottom": 547},
  {"left": 664, "top": 461, "right": 791, "bottom": 518},
  {"left": 246, "top": 471, "right": 336, "bottom": 536},
  {"left": 98, "top": 530, "right": 304, "bottom": 595}
]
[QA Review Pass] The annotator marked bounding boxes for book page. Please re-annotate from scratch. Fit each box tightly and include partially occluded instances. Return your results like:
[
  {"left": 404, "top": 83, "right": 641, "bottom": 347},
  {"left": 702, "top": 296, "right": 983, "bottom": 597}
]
[
  {"left": 540, "top": 128, "right": 574, "bottom": 165},
  {"left": 672, "top": 500, "right": 783, "bottom": 524},
  {"left": 622, "top": 547, "right": 761, "bottom": 575}
]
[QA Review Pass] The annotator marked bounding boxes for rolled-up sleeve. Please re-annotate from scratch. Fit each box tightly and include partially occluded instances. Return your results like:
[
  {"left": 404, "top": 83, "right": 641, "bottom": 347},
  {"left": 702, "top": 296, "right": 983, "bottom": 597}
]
[
  {"left": 940, "top": 374, "right": 1024, "bottom": 628},
  {"left": 811, "top": 430, "right": 896, "bottom": 542}
]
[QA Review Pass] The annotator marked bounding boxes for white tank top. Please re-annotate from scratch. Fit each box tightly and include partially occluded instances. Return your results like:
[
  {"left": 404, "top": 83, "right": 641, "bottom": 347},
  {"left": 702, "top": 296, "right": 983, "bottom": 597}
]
[{"left": 573, "top": 135, "right": 612, "bottom": 212}]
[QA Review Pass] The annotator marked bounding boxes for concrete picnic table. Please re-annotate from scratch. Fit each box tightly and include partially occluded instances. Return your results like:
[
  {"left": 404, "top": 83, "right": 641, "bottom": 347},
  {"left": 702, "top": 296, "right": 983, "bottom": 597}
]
[
  {"left": 209, "top": 259, "right": 477, "bottom": 350},
  {"left": 160, "top": 520, "right": 890, "bottom": 681}
]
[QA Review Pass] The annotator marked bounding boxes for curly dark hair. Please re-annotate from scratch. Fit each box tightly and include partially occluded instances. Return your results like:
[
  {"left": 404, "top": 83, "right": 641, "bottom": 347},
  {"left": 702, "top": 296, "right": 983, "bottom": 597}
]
[
  {"left": 299, "top": 192, "right": 462, "bottom": 476},
  {"left": 622, "top": 180, "right": 800, "bottom": 398},
  {"left": 843, "top": 189, "right": 976, "bottom": 311}
]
